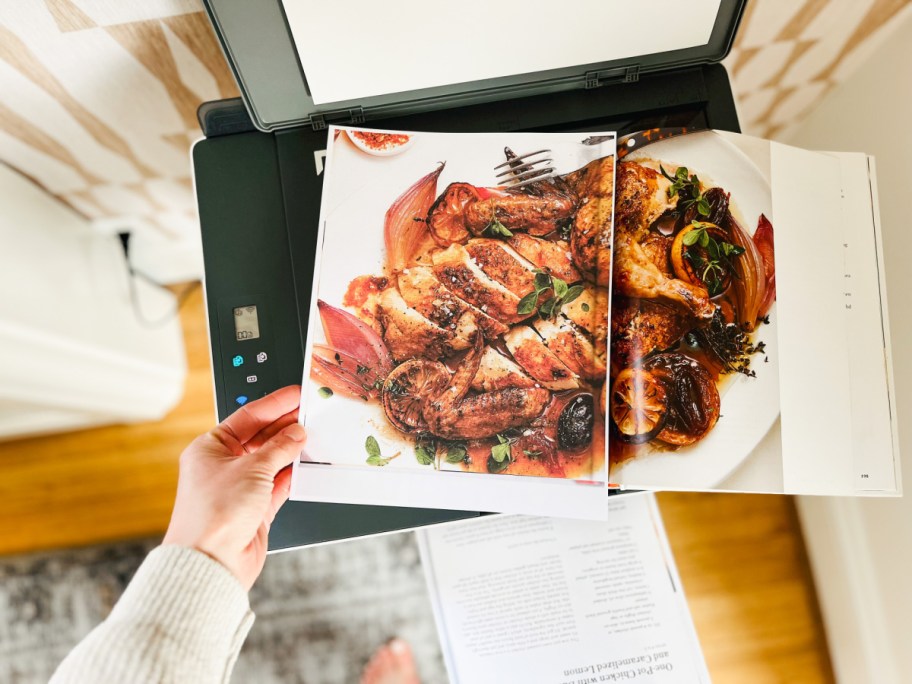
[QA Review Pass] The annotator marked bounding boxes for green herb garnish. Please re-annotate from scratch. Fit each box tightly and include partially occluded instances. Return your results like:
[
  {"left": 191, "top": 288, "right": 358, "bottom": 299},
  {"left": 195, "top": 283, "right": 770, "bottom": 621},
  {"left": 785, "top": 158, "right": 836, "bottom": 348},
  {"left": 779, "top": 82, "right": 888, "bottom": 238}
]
[
  {"left": 491, "top": 434, "right": 512, "bottom": 463},
  {"left": 414, "top": 444, "right": 435, "bottom": 466},
  {"left": 660, "top": 165, "right": 712, "bottom": 218},
  {"left": 517, "top": 269, "right": 584, "bottom": 319},
  {"left": 317, "top": 386, "right": 333, "bottom": 399},
  {"left": 682, "top": 223, "right": 745, "bottom": 297},
  {"left": 365, "top": 435, "right": 393, "bottom": 466},
  {"left": 483, "top": 217, "right": 513, "bottom": 238},
  {"left": 445, "top": 444, "right": 468, "bottom": 464}
]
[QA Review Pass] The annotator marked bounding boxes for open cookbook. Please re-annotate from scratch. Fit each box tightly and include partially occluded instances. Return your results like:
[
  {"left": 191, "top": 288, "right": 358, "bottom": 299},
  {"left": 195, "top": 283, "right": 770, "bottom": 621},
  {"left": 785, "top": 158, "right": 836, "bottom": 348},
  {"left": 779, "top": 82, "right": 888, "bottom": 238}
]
[
  {"left": 417, "top": 494, "right": 709, "bottom": 683},
  {"left": 292, "top": 126, "right": 900, "bottom": 517}
]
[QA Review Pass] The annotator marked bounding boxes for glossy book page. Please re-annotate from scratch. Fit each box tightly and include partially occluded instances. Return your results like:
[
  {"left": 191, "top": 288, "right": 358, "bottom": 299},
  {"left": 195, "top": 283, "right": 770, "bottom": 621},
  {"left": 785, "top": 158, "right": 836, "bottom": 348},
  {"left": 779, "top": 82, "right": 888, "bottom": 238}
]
[{"left": 292, "top": 127, "right": 616, "bottom": 518}]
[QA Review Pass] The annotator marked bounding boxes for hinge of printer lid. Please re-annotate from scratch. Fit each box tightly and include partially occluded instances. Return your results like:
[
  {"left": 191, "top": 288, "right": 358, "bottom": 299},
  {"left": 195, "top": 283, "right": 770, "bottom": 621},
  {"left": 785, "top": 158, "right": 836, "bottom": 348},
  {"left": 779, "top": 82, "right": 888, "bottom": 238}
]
[
  {"left": 584, "top": 65, "right": 640, "bottom": 89},
  {"left": 309, "top": 106, "right": 365, "bottom": 131}
]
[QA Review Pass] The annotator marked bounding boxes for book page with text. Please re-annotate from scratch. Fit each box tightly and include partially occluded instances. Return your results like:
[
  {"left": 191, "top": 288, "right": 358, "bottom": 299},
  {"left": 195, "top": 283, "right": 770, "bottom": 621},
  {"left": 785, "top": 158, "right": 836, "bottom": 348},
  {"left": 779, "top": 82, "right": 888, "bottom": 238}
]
[{"left": 418, "top": 494, "right": 708, "bottom": 684}]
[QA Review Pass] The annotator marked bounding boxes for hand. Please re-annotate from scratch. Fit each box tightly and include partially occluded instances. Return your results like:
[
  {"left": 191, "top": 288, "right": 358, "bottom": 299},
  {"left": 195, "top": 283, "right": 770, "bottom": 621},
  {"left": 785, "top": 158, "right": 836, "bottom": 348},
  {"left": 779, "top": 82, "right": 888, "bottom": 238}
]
[{"left": 163, "top": 386, "right": 306, "bottom": 590}]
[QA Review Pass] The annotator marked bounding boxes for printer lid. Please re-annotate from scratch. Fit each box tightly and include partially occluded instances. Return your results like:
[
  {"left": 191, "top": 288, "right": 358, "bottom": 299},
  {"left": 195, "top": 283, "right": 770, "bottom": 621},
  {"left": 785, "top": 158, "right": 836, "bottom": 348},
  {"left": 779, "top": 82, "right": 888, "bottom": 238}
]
[{"left": 203, "top": 0, "right": 745, "bottom": 133}]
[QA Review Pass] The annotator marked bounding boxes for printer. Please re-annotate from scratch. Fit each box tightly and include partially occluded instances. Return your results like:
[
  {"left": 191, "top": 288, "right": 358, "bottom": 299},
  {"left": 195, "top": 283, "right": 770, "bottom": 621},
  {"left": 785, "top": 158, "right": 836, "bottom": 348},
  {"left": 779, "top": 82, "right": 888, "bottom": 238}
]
[{"left": 193, "top": 0, "right": 746, "bottom": 550}]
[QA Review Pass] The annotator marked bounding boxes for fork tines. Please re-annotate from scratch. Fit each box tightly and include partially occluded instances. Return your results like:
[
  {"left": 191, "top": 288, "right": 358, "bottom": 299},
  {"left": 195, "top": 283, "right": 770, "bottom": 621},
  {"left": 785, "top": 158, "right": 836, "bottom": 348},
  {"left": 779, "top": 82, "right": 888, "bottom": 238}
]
[{"left": 494, "top": 148, "right": 554, "bottom": 188}]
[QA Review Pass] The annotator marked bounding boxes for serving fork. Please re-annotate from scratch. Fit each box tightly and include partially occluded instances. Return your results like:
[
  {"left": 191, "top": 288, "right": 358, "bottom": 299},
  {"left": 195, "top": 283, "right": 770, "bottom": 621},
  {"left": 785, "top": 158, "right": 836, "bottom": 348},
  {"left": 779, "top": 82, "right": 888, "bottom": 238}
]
[{"left": 494, "top": 147, "right": 554, "bottom": 188}]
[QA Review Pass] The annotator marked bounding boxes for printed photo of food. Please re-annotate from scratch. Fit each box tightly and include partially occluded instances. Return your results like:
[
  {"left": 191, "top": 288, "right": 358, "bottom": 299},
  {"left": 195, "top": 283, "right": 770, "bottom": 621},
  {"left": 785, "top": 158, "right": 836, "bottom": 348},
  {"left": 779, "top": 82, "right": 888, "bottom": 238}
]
[
  {"left": 302, "top": 130, "right": 616, "bottom": 481},
  {"left": 608, "top": 130, "right": 780, "bottom": 490}
]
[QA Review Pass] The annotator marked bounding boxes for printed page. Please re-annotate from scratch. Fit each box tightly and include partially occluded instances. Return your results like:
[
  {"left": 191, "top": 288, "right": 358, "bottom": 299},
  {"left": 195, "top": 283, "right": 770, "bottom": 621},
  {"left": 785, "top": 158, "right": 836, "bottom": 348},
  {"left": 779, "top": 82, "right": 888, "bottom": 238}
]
[
  {"left": 418, "top": 494, "right": 709, "bottom": 684},
  {"left": 607, "top": 130, "right": 783, "bottom": 492},
  {"left": 771, "top": 146, "right": 898, "bottom": 495},
  {"left": 605, "top": 130, "right": 897, "bottom": 495},
  {"left": 292, "top": 127, "right": 615, "bottom": 518}
]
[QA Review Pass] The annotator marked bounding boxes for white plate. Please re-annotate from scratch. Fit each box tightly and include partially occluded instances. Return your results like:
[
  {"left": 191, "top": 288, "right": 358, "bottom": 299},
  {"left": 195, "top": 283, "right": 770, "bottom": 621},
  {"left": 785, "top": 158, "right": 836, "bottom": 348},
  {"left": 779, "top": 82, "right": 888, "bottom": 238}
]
[
  {"left": 610, "top": 131, "right": 781, "bottom": 490},
  {"left": 346, "top": 129, "right": 415, "bottom": 156}
]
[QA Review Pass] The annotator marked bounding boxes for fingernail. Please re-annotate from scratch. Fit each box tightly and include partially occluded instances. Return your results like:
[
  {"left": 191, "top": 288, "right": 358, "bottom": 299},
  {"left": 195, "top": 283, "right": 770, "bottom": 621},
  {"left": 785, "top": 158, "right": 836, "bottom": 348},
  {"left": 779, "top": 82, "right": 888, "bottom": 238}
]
[
  {"left": 285, "top": 424, "right": 307, "bottom": 442},
  {"left": 389, "top": 638, "right": 408, "bottom": 655}
]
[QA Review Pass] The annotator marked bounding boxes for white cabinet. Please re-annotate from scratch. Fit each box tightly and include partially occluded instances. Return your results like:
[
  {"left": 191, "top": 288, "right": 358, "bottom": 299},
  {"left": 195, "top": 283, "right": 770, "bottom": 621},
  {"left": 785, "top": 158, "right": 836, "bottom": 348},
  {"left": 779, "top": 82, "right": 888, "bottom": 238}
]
[{"left": 0, "top": 165, "right": 185, "bottom": 440}]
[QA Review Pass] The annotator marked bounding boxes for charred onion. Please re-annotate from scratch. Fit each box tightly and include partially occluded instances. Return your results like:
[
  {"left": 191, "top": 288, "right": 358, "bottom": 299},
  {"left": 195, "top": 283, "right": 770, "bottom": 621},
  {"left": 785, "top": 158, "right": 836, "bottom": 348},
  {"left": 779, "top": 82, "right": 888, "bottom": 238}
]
[
  {"left": 384, "top": 163, "right": 444, "bottom": 271},
  {"left": 725, "top": 215, "right": 768, "bottom": 331}
]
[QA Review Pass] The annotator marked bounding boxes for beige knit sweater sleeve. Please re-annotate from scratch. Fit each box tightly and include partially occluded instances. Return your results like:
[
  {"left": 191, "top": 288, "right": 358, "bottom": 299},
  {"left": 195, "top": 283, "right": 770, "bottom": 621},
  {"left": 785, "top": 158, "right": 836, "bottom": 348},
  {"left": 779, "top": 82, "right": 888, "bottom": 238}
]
[{"left": 51, "top": 545, "right": 255, "bottom": 684}]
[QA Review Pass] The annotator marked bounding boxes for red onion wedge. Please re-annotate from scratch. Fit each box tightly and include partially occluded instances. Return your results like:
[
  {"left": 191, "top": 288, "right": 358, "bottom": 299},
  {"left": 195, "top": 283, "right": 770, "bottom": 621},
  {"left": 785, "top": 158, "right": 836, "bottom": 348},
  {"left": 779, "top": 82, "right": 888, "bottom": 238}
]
[
  {"left": 311, "top": 300, "right": 393, "bottom": 400},
  {"left": 726, "top": 215, "right": 767, "bottom": 332},
  {"left": 384, "top": 163, "right": 445, "bottom": 272},
  {"left": 753, "top": 214, "right": 776, "bottom": 318}
]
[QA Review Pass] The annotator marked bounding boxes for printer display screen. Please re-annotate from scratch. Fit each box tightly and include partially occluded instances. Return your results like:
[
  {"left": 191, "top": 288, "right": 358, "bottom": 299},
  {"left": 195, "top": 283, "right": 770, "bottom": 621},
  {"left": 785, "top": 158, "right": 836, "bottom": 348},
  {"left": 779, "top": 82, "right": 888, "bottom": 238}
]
[{"left": 234, "top": 305, "right": 260, "bottom": 341}]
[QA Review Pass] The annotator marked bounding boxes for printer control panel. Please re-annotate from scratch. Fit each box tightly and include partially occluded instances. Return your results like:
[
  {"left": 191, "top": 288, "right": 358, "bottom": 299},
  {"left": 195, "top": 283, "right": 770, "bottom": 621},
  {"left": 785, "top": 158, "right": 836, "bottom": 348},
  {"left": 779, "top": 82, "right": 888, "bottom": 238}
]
[{"left": 216, "top": 296, "right": 279, "bottom": 413}]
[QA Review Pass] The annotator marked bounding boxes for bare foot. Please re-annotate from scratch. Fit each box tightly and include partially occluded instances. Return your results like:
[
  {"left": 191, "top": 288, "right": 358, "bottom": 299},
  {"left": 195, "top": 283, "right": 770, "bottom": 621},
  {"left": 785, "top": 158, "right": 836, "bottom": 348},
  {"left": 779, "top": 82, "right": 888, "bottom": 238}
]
[{"left": 360, "top": 639, "right": 421, "bottom": 684}]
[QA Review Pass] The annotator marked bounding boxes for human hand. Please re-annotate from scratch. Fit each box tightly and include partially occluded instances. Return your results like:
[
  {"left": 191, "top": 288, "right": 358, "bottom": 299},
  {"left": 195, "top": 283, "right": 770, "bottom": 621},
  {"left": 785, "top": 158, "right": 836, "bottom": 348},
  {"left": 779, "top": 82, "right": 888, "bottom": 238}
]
[{"left": 163, "top": 386, "right": 306, "bottom": 590}]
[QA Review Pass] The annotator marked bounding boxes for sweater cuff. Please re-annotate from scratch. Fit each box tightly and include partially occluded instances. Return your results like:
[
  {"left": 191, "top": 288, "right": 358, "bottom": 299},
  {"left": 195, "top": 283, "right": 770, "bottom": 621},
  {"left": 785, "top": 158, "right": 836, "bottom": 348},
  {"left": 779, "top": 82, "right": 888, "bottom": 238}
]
[{"left": 111, "top": 545, "right": 254, "bottom": 666}]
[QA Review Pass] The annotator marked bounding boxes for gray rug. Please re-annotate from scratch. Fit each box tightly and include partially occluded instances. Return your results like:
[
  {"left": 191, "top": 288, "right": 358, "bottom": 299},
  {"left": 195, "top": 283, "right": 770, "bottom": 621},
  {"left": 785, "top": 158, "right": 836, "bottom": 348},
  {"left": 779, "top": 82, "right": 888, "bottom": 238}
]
[{"left": 0, "top": 532, "right": 448, "bottom": 683}]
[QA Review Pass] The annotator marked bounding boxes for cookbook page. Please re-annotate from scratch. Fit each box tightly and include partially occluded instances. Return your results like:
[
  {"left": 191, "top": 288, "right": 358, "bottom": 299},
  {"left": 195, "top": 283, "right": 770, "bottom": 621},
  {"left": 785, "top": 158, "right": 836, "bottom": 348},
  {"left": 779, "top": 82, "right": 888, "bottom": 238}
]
[
  {"left": 292, "top": 127, "right": 616, "bottom": 518},
  {"left": 418, "top": 494, "right": 709, "bottom": 684},
  {"left": 605, "top": 131, "right": 898, "bottom": 495},
  {"left": 606, "top": 130, "right": 783, "bottom": 492}
]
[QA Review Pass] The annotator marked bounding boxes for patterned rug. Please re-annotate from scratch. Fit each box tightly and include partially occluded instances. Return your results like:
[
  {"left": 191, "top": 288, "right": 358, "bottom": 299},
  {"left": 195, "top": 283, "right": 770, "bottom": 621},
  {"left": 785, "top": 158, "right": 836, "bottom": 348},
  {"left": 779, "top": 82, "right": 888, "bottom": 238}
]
[{"left": 0, "top": 532, "right": 448, "bottom": 684}]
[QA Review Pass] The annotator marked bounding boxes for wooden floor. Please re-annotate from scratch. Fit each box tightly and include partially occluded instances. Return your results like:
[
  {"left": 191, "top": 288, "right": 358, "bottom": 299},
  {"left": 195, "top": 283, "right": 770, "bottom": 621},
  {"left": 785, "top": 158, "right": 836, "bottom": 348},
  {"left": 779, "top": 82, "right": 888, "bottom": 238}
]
[{"left": 0, "top": 287, "right": 834, "bottom": 682}]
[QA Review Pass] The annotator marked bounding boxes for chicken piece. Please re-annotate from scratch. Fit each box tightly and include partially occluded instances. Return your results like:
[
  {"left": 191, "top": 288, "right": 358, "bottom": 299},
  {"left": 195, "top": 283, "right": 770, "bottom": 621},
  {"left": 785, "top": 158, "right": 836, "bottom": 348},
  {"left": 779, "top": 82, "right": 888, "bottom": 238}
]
[
  {"left": 471, "top": 346, "right": 535, "bottom": 392},
  {"left": 396, "top": 267, "right": 508, "bottom": 341},
  {"left": 464, "top": 191, "right": 576, "bottom": 237},
  {"left": 565, "top": 156, "right": 615, "bottom": 286},
  {"left": 562, "top": 286, "right": 609, "bottom": 341},
  {"left": 613, "top": 162, "right": 714, "bottom": 318},
  {"left": 610, "top": 297, "right": 694, "bottom": 369},
  {"left": 422, "top": 337, "right": 551, "bottom": 439},
  {"left": 432, "top": 244, "right": 528, "bottom": 324},
  {"left": 377, "top": 288, "right": 462, "bottom": 361},
  {"left": 464, "top": 239, "right": 536, "bottom": 297},
  {"left": 640, "top": 232, "right": 673, "bottom": 277},
  {"left": 533, "top": 317, "right": 606, "bottom": 382},
  {"left": 507, "top": 233, "right": 581, "bottom": 283},
  {"left": 504, "top": 326, "right": 580, "bottom": 390}
]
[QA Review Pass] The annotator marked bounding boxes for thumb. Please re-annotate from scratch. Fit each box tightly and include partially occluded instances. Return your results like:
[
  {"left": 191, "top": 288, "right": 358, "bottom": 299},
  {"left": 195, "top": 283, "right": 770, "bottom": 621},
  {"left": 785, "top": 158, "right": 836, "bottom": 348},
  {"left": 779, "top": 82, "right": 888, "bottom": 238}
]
[
  {"left": 267, "top": 465, "right": 294, "bottom": 525},
  {"left": 254, "top": 423, "right": 306, "bottom": 475}
]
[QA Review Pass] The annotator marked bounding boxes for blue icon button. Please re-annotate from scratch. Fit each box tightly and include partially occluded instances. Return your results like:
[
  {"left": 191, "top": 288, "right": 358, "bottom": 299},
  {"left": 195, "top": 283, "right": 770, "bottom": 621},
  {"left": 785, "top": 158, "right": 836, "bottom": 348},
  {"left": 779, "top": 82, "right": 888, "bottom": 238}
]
[
  {"left": 235, "top": 395, "right": 249, "bottom": 406},
  {"left": 232, "top": 355, "right": 244, "bottom": 367}
]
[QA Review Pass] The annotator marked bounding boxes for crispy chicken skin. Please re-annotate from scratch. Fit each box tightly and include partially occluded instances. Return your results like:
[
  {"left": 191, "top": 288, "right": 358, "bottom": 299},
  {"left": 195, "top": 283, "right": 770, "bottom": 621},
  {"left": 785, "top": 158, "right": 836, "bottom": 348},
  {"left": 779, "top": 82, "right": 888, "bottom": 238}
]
[
  {"left": 377, "top": 287, "right": 464, "bottom": 361},
  {"left": 464, "top": 192, "right": 576, "bottom": 237},
  {"left": 471, "top": 346, "right": 535, "bottom": 392},
  {"left": 507, "top": 234, "right": 581, "bottom": 283},
  {"left": 610, "top": 297, "right": 694, "bottom": 369},
  {"left": 423, "top": 337, "right": 551, "bottom": 439},
  {"left": 396, "top": 266, "right": 507, "bottom": 340},
  {"left": 533, "top": 317, "right": 606, "bottom": 382},
  {"left": 613, "top": 162, "right": 715, "bottom": 318},
  {"left": 565, "top": 157, "right": 615, "bottom": 286},
  {"left": 432, "top": 244, "right": 528, "bottom": 325},
  {"left": 464, "top": 239, "right": 537, "bottom": 297},
  {"left": 504, "top": 326, "right": 580, "bottom": 390},
  {"left": 639, "top": 232, "right": 674, "bottom": 276},
  {"left": 561, "top": 285, "right": 609, "bottom": 364}
]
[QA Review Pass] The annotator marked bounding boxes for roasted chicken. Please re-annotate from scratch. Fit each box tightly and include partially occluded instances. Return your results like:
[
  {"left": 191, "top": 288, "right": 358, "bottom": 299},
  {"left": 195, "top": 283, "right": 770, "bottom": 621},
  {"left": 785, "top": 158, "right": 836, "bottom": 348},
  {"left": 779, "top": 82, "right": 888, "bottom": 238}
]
[
  {"left": 463, "top": 186, "right": 576, "bottom": 236},
  {"left": 422, "top": 337, "right": 552, "bottom": 439},
  {"left": 612, "top": 162, "right": 715, "bottom": 319},
  {"left": 565, "top": 156, "right": 616, "bottom": 286}
]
